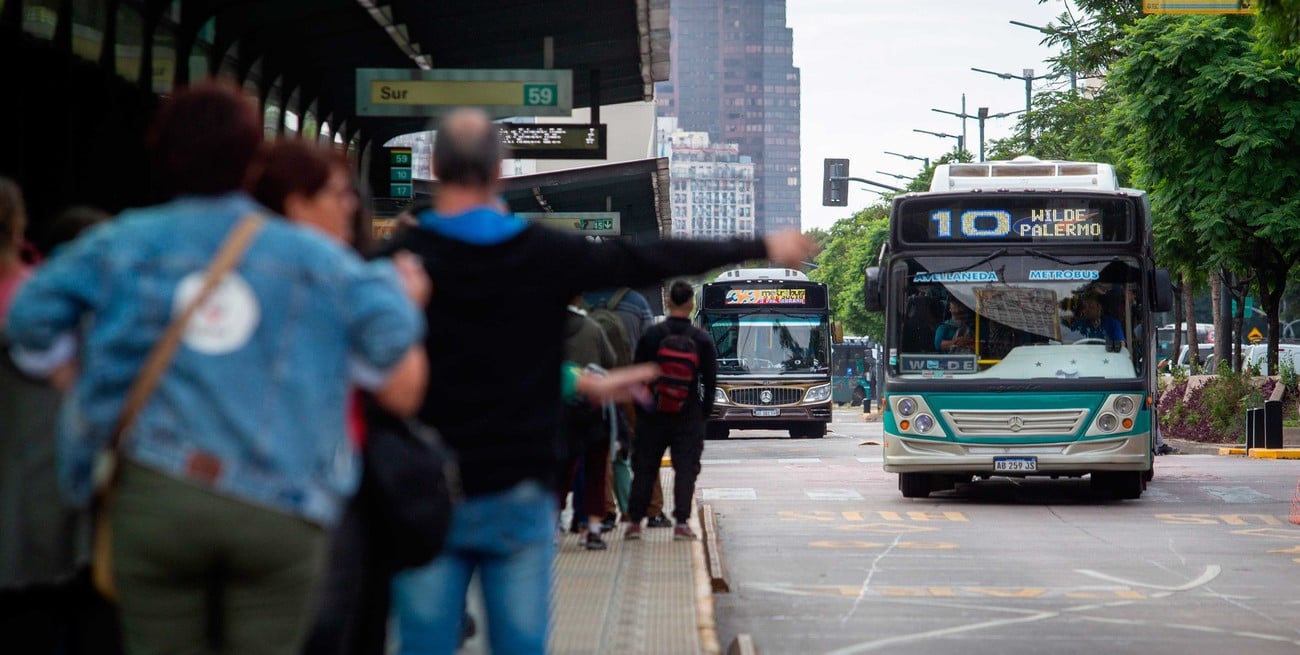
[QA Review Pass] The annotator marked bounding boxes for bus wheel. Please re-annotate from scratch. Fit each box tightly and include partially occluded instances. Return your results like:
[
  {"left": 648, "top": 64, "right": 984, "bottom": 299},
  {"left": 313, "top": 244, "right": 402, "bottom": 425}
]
[
  {"left": 1091, "top": 471, "right": 1143, "bottom": 500},
  {"left": 899, "top": 473, "right": 931, "bottom": 498},
  {"left": 706, "top": 424, "right": 730, "bottom": 440},
  {"left": 851, "top": 387, "right": 866, "bottom": 407}
]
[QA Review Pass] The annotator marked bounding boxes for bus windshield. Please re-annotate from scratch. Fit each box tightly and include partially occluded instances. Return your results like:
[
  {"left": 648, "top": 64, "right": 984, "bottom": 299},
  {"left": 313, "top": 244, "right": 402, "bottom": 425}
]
[
  {"left": 892, "top": 253, "right": 1145, "bottom": 380},
  {"left": 702, "top": 313, "right": 830, "bottom": 375}
]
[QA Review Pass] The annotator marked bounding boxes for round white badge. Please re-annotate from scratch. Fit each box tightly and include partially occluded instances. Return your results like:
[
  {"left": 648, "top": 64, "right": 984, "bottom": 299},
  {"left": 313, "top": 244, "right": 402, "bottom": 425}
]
[{"left": 172, "top": 272, "right": 261, "bottom": 355}]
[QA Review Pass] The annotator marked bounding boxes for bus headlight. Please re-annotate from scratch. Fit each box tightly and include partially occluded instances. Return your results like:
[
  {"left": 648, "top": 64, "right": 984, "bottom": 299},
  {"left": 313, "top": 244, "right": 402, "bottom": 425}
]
[
  {"left": 1113, "top": 395, "right": 1136, "bottom": 416},
  {"left": 914, "top": 414, "right": 935, "bottom": 433},
  {"left": 714, "top": 388, "right": 729, "bottom": 404},
  {"left": 897, "top": 397, "right": 918, "bottom": 417},
  {"left": 804, "top": 384, "right": 831, "bottom": 403},
  {"left": 1097, "top": 413, "right": 1118, "bottom": 432}
]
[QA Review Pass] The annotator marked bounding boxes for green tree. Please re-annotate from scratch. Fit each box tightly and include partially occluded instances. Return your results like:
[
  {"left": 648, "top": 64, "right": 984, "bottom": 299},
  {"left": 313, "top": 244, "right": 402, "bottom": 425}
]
[
  {"left": 1108, "top": 15, "right": 1300, "bottom": 373},
  {"left": 1256, "top": 0, "right": 1300, "bottom": 56},
  {"left": 808, "top": 205, "right": 889, "bottom": 339}
]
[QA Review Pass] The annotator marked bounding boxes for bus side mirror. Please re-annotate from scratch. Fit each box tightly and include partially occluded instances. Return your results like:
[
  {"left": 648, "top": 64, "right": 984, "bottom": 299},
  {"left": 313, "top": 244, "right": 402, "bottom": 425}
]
[
  {"left": 1152, "top": 269, "right": 1173, "bottom": 313},
  {"left": 864, "top": 266, "right": 883, "bottom": 312}
]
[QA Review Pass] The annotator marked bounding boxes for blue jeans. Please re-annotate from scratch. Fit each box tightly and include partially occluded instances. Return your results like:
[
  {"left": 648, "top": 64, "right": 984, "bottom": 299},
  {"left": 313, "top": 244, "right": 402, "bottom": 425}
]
[{"left": 391, "top": 479, "right": 556, "bottom": 655}]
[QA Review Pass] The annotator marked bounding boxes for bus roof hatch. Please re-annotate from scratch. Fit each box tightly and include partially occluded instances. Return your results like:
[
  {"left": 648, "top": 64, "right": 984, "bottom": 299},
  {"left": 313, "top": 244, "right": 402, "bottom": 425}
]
[{"left": 930, "top": 156, "right": 1119, "bottom": 192}]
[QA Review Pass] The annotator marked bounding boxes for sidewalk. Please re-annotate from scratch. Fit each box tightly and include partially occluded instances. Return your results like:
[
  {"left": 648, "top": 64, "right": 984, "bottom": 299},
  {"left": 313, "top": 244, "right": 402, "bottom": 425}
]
[{"left": 458, "top": 468, "right": 714, "bottom": 655}]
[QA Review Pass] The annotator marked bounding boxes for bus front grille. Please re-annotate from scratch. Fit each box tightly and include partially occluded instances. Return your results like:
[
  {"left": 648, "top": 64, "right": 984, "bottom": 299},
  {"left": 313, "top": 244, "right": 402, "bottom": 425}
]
[
  {"left": 939, "top": 409, "right": 1088, "bottom": 437},
  {"left": 729, "top": 387, "right": 804, "bottom": 406}
]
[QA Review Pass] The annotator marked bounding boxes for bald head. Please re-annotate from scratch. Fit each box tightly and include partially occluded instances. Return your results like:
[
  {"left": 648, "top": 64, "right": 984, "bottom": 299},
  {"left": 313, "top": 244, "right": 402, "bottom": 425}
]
[{"left": 433, "top": 108, "right": 502, "bottom": 189}]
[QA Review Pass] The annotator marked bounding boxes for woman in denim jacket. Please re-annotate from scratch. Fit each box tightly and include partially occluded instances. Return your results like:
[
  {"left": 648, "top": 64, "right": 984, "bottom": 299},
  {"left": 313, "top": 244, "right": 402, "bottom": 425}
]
[{"left": 5, "top": 82, "right": 427, "bottom": 655}]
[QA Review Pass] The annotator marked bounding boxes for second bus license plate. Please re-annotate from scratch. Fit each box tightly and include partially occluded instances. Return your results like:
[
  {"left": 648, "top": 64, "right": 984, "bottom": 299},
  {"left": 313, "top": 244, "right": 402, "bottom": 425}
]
[
  {"left": 753, "top": 408, "right": 780, "bottom": 417},
  {"left": 993, "top": 456, "right": 1037, "bottom": 473}
]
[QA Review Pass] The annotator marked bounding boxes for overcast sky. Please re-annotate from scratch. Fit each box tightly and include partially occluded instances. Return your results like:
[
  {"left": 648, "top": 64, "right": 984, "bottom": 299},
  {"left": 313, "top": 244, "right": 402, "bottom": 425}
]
[{"left": 789, "top": 0, "right": 1081, "bottom": 232}]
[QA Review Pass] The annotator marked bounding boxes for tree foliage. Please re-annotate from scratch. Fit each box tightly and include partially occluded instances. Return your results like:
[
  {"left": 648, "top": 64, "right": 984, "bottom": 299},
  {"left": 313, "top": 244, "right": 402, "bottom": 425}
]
[
  {"left": 808, "top": 205, "right": 889, "bottom": 339},
  {"left": 1107, "top": 14, "right": 1300, "bottom": 371},
  {"left": 1256, "top": 0, "right": 1300, "bottom": 57}
]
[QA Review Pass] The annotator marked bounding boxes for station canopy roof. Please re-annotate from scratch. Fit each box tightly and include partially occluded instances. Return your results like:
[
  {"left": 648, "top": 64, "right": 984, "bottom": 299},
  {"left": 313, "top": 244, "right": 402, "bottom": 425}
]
[
  {"left": 205, "top": 0, "right": 669, "bottom": 147},
  {"left": 499, "top": 158, "right": 671, "bottom": 241}
]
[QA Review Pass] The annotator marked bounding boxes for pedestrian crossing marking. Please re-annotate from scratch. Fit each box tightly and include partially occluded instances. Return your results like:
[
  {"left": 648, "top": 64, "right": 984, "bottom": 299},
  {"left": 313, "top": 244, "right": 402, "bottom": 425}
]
[{"left": 803, "top": 489, "right": 863, "bottom": 500}]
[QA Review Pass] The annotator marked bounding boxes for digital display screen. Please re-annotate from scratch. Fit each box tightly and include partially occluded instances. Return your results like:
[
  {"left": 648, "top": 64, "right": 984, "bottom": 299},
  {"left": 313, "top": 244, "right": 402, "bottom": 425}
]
[
  {"left": 725, "top": 288, "right": 807, "bottom": 305},
  {"left": 500, "top": 123, "right": 607, "bottom": 160},
  {"left": 897, "top": 196, "right": 1133, "bottom": 244},
  {"left": 703, "top": 283, "right": 828, "bottom": 309}
]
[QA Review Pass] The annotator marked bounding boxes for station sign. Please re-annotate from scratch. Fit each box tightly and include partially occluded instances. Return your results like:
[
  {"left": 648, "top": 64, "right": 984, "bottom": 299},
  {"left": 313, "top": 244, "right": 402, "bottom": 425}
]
[
  {"left": 517, "top": 212, "right": 621, "bottom": 236},
  {"left": 500, "top": 123, "right": 607, "bottom": 159},
  {"left": 357, "top": 69, "right": 573, "bottom": 118},
  {"left": 389, "top": 147, "right": 413, "bottom": 198},
  {"left": 1143, "top": 0, "right": 1255, "bottom": 13}
]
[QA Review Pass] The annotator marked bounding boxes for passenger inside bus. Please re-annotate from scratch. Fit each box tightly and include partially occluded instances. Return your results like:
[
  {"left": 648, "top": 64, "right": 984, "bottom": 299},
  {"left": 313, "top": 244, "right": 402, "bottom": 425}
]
[{"left": 934, "top": 297, "right": 975, "bottom": 353}]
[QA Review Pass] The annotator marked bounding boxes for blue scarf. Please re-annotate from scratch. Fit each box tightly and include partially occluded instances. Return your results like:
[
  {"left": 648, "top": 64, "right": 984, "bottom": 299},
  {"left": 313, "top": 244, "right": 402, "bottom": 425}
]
[{"left": 416, "top": 205, "right": 527, "bottom": 245}]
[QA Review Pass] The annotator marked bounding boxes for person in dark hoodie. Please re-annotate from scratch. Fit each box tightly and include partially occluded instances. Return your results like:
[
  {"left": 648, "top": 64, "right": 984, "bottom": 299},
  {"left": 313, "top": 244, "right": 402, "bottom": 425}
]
[{"left": 387, "top": 107, "right": 817, "bottom": 655}]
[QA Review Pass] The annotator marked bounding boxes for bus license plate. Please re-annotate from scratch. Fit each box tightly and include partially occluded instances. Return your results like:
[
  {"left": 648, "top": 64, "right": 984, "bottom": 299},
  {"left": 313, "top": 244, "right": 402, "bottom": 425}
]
[
  {"left": 753, "top": 408, "right": 780, "bottom": 417},
  {"left": 993, "top": 457, "right": 1037, "bottom": 473}
]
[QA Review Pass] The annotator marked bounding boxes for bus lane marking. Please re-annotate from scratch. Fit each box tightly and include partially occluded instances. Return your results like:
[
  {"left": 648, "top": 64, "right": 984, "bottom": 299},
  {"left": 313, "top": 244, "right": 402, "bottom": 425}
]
[
  {"left": 1154, "top": 513, "right": 1286, "bottom": 525},
  {"left": 1266, "top": 545, "right": 1300, "bottom": 563},
  {"left": 807, "top": 540, "right": 958, "bottom": 550}
]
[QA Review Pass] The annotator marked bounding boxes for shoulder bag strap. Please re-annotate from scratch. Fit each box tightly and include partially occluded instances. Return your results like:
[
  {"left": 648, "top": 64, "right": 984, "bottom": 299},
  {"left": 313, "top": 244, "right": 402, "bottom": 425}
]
[
  {"left": 606, "top": 287, "right": 630, "bottom": 311},
  {"left": 105, "top": 214, "right": 266, "bottom": 456}
]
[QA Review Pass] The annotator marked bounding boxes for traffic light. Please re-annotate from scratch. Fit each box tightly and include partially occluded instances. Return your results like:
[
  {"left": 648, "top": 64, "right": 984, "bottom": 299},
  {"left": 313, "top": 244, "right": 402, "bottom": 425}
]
[{"left": 822, "top": 158, "right": 849, "bottom": 207}]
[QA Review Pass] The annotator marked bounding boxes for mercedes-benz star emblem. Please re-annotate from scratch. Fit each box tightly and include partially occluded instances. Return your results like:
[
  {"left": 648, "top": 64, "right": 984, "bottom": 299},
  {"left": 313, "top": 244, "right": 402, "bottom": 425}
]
[
  {"left": 760, "top": 390, "right": 773, "bottom": 404},
  {"left": 1008, "top": 416, "right": 1024, "bottom": 432}
]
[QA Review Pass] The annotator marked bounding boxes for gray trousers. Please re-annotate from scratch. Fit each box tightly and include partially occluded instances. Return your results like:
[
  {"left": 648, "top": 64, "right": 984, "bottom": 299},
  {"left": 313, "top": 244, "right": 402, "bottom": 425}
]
[{"left": 111, "top": 462, "right": 326, "bottom": 655}]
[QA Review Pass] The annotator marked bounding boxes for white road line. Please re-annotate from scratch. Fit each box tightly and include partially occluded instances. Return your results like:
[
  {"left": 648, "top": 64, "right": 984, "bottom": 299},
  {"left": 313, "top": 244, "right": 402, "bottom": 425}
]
[
  {"left": 700, "top": 459, "right": 745, "bottom": 465},
  {"left": 779, "top": 458, "right": 822, "bottom": 464},
  {"left": 1074, "top": 565, "right": 1221, "bottom": 591},
  {"left": 804, "top": 489, "right": 864, "bottom": 501},
  {"left": 700, "top": 487, "right": 757, "bottom": 500},
  {"left": 856, "top": 457, "right": 883, "bottom": 463}
]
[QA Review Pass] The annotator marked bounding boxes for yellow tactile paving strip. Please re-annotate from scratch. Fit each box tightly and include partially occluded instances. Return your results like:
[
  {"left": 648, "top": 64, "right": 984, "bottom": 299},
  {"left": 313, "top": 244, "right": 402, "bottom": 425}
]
[{"left": 549, "top": 469, "right": 704, "bottom": 655}]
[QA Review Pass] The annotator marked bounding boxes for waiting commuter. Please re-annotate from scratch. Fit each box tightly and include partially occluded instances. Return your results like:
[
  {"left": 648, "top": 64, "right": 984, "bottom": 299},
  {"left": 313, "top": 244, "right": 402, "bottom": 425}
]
[
  {"left": 582, "top": 287, "right": 672, "bottom": 528},
  {"left": 385, "top": 106, "right": 817, "bottom": 655},
  {"left": 5, "top": 81, "right": 428, "bottom": 655},
  {"left": 624, "top": 281, "right": 718, "bottom": 541},
  {"left": 558, "top": 295, "right": 618, "bottom": 550},
  {"left": 250, "top": 138, "right": 432, "bottom": 655}
]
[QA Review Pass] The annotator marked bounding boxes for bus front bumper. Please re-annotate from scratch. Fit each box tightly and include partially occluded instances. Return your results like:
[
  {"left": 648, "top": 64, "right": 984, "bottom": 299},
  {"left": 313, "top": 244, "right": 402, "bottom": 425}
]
[{"left": 882, "top": 432, "right": 1152, "bottom": 475}]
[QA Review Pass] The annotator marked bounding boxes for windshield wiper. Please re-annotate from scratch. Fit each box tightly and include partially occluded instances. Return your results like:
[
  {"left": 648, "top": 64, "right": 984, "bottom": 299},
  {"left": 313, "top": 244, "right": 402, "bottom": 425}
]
[
  {"left": 919, "top": 248, "right": 1008, "bottom": 277},
  {"left": 1024, "top": 249, "right": 1122, "bottom": 267}
]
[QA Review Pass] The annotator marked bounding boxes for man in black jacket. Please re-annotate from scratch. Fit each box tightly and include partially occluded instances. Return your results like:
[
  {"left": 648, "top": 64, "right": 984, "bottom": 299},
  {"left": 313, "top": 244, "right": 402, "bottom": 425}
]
[
  {"left": 624, "top": 280, "right": 716, "bottom": 541},
  {"left": 386, "top": 107, "right": 816, "bottom": 655}
]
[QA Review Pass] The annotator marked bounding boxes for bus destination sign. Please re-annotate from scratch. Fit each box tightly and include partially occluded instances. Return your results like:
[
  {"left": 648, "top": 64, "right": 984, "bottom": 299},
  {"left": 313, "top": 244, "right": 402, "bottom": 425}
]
[
  {"left": 898, "top": 197, "right": 1132, "bottom": 244},
  {"left": 725, "top": 288, "right": 807, "bottom": 305}
]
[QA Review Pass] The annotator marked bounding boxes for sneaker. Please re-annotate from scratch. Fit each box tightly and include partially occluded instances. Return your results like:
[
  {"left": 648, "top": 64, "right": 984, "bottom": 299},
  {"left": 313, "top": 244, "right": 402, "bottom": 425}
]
[
  {"left": 673, "top": 523, "right": 697, "bottom": 541},
  {"left": 583, "top": 531, "right": 608, "bottom": 550},
  {"left": 647, "top": 513, "right": 673, "bottom": 528},
  {"left": 600, "top": 513, "right": 617, "bottom": 531},
  {"left": 624, "top": 523, "right": 642, "bottom": 540}
]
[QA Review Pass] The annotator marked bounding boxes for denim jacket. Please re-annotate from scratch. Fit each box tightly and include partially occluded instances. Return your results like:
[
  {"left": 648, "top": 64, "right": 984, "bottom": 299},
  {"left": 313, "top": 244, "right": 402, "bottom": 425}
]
[{"left": 5, "top": 193, "right": 423, "bottom": 526}]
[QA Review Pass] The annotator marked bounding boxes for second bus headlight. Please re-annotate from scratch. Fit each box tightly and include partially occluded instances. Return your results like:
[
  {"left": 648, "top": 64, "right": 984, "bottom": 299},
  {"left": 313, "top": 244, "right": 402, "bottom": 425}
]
[
  {"left": 804, "top": 384, "right": 832, "bottom": 403},
  {"left": 714, "top": 388, "right": 729, "bottom": 404}
]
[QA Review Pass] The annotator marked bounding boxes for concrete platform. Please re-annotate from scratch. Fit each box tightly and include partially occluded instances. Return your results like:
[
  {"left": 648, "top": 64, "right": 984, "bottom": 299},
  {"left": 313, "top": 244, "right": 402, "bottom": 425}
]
[{"left": 458, "top": 469, "right": 715, "bottom": 654}]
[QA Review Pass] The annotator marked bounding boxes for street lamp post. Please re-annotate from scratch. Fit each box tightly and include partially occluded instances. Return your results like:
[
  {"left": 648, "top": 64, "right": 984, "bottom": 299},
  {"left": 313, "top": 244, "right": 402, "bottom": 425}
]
[
  {"left": 1009, "top": 20, "right": 1078, "bottom": 94},
  {"left": 972, "top": 106, "right": 1023, "bottom": 162},
  {"left": 971, "top": 66, "right": 1054, "bottom": 145},
  {"left": 875, "top": 170, "right": 914, "bottom": 181},
  {"left": 913, "top": 128, "right": 964, "bottom": 154},
  {"left": 884, "top": 150, "right": 929, "bottom": 170}
]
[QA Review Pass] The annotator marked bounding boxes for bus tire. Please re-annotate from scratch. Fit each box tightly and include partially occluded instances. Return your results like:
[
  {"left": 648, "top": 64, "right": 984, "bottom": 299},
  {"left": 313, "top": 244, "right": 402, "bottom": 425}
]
[
  {"left": 851, "top": 387, "right": 866, "bottom": 407},
  {"left": 899, "top": 473, "right": 931, "bottom": 498},
  {"left": 706, "top": 424, "right": 730, "bottom": 440}
]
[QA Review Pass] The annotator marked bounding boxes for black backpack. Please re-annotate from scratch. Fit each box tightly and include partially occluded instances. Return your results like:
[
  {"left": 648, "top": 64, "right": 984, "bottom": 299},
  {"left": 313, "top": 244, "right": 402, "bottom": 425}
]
[{"left": 652, "top": 327, "right": 700, "bottom": 414}]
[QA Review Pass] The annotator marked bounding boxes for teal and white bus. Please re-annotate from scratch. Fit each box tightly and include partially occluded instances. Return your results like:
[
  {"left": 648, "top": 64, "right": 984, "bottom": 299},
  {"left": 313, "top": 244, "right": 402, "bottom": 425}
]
[{"left": 864, "top": 157, "right": 1172, "bottom": 499}]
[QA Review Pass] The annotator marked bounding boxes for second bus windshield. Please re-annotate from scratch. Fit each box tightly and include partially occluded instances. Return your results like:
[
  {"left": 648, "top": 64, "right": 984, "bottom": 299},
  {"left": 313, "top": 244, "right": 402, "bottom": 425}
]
[{"left": 703, "top": 314, "right": 830, "bottom": 375}]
